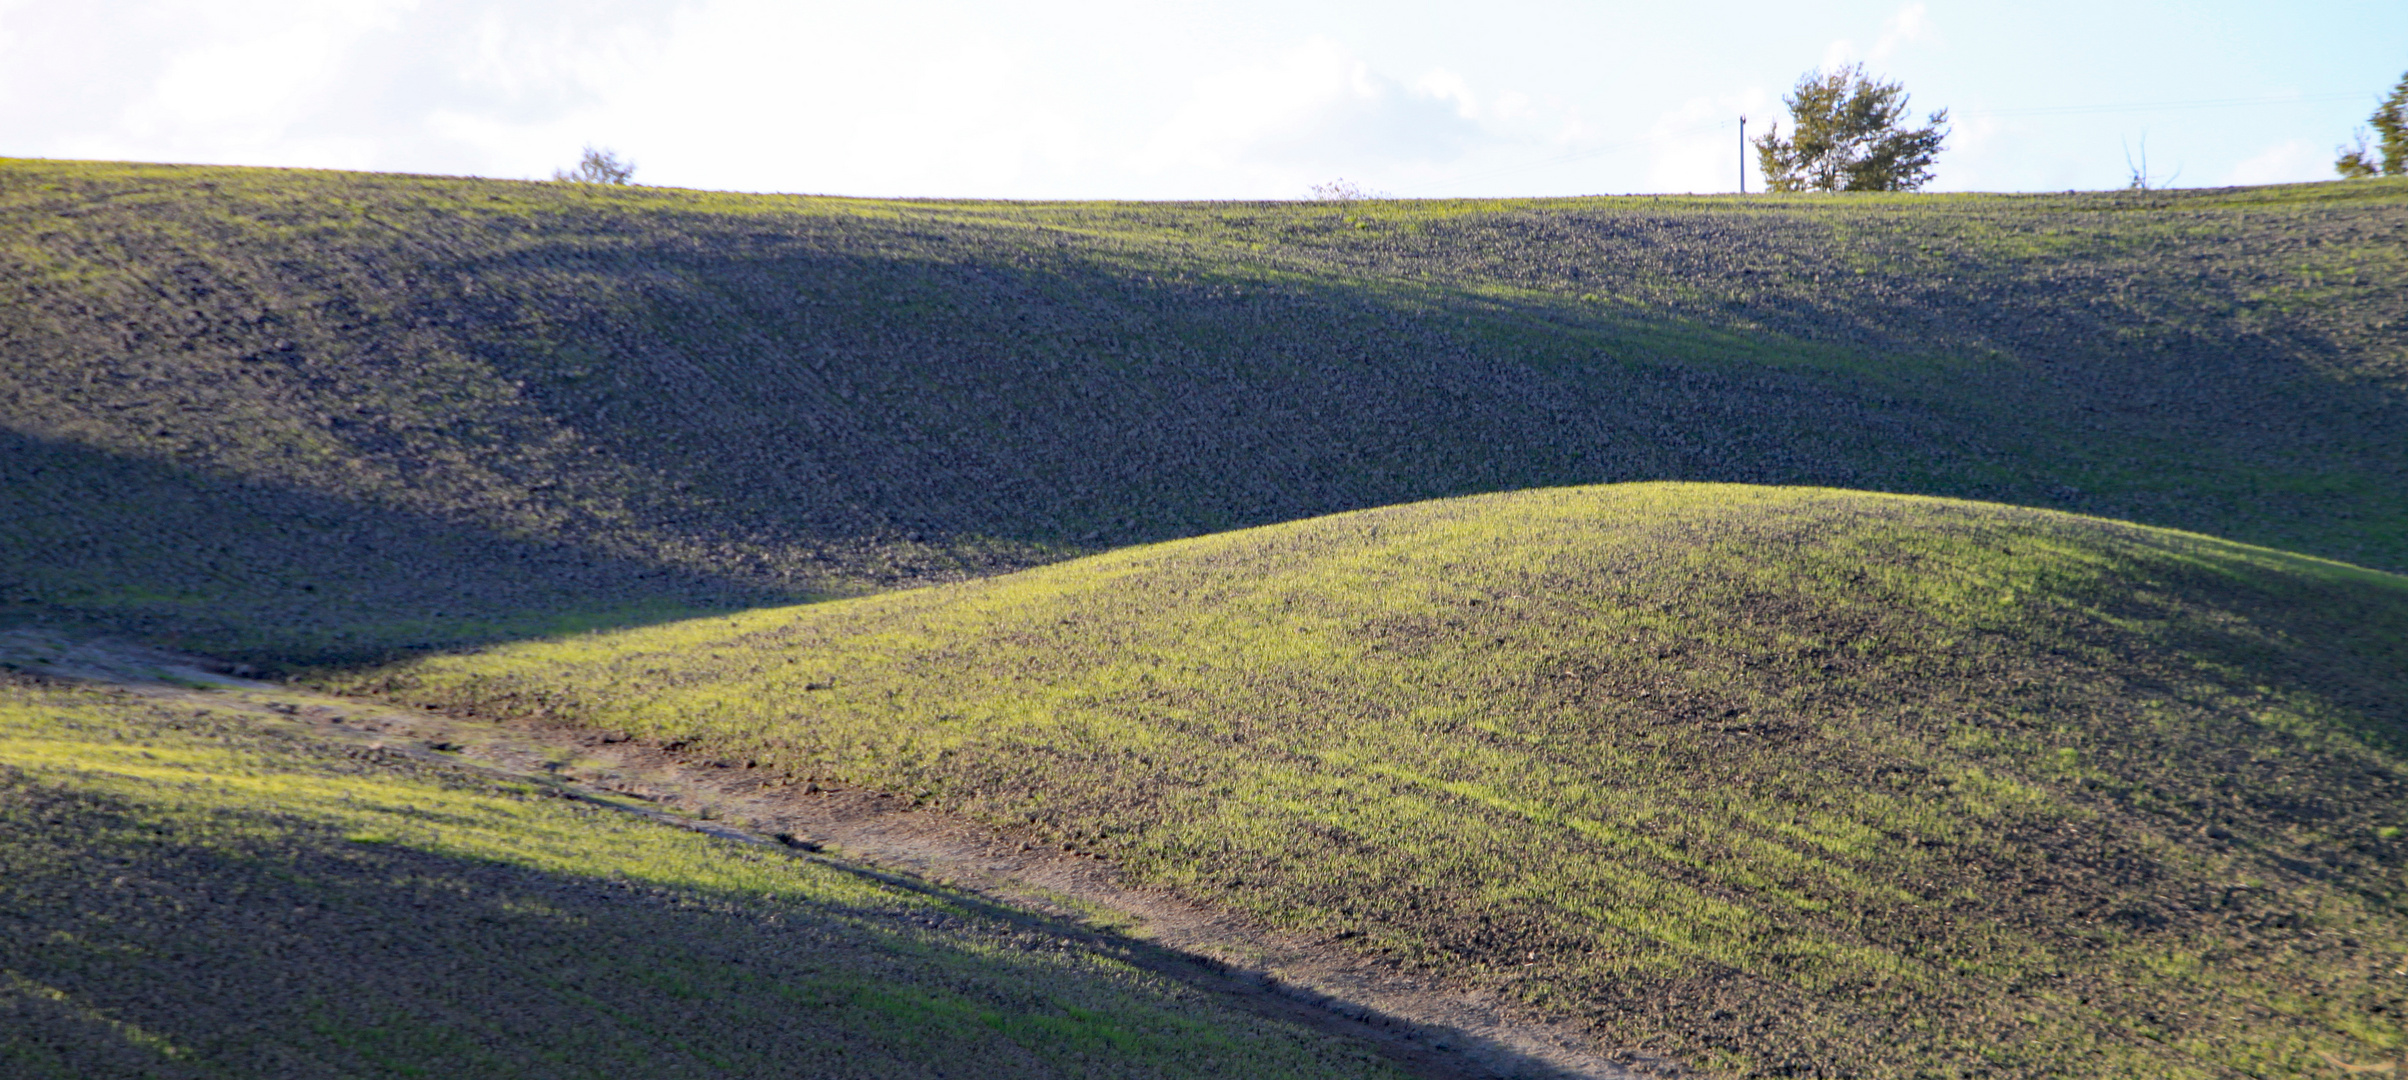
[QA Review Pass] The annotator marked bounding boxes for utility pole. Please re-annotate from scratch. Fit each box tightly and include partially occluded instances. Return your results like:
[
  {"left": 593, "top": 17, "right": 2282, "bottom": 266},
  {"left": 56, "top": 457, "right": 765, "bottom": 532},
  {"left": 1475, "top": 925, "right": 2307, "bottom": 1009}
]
[{"left": 1739, "top": 116, "right": 1747, "bottom": 194}]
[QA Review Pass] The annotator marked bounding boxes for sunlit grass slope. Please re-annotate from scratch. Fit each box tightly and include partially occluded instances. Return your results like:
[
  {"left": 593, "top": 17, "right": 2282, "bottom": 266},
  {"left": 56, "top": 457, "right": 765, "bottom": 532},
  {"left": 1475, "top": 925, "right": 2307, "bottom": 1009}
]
[
  {"left": 359, "top": 483, "right": 2408, "bottom": 1078},
  {"left": 6, "top": 159, "right": 2406, "bottom": 661},
  {"left": 0, "top": 674, "right": 1401, "bottom": 1080}
]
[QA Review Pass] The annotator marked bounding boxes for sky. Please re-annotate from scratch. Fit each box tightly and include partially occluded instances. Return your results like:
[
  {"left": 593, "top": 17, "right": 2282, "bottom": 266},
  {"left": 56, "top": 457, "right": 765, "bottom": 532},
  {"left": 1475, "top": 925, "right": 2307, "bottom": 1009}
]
[{"left": 4, "top": 0, "right": 2403, "bottom": 200}]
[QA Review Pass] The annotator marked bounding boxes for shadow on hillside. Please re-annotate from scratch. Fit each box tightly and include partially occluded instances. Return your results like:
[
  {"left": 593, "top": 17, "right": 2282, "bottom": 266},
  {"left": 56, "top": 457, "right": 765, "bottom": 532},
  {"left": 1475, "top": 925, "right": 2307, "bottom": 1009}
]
[
  {"left": 471, "top": 221, "right": 2408, "bottom": 570},
  {"left": 5, "top": 764, "right": 1584, "bottom": 1080},
  {"left": 0, "top": 428, "right": 796, "bottom": 668},
  {"left": 12, "top": 187, "right": 2406, "bottom": 670},
  {"left": 463, "top": 234, "right": 1952, "bottom": 543}
]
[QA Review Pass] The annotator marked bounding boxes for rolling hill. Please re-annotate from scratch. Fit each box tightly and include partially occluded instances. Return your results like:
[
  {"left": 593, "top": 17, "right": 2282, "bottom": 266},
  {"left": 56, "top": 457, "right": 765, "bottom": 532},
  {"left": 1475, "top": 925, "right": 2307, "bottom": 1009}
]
[
  {"left": 351, "top": 483, "right": 2408, "bottom": 1078},
  {"left": 0, "top": 669, "right": 1406, "bottom": 1080},
  {"left": 3, "top": 160, "right": 2403, "bottom": 663},
  {"left": 10, "top": 160, "right": 2408, "bottom": 1077}
]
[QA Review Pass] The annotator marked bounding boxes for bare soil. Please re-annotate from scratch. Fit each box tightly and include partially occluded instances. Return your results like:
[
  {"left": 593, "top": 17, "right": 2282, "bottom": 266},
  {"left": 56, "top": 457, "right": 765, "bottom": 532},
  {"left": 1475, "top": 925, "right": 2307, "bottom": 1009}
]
[{"left": 10, "top": 163, "right": 2405, "bottom": 667}]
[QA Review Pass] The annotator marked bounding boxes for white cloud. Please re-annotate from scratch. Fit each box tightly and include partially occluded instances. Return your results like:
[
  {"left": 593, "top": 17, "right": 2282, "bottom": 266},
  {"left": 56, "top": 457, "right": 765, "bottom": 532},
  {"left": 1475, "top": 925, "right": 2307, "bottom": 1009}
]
[
  {"left": 1822, "top": 3, "right": 1934, "bottom": 74},
  {"left": 1, "top": 0, "right": 2367, "bottom": 199},
  {"left": 1646, "top": 89, "right": 1772, "bottom": 193},
  {"left": 1870, "top": 2, "right": 1933, "bottom": 61},
  {"left": 451, "top": 6, "right": 655, "bottom": 103},
  {"left": 1918, "top": 112, "right": 2008, "bottom": 191},
  {"left": 1820, "top": 38, "right": 1859, "bottom": 74},
  {"left": 581, "top": 0, "right": 1089, "bottom": 195},
  {"left": 1133, "top": 39, "right": 1492, "bottom": 193},
  {"left": 2227, "top": 138, "right": 2328, "bottom": 186},
  {"left": 0, "top": 0, "right": 683, "bottom": 173},
  {"left": 133, "top": 4, "right": 403, "bottom": 136},
  {"left": 1415, "top": 69, "right": 1480, "bottom": 120},
  {"left": 0, "top": 0, "right": 29, "bottom": 55}
]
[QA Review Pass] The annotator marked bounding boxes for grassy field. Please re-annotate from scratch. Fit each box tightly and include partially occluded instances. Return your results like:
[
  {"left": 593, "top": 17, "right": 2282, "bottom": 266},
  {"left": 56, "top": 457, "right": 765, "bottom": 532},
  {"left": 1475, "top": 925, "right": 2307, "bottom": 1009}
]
[
  {"left": 349, "top": 483, "right": 2408, "bottom": 1078},
  {"left": 10, "top": 160, "right": 2408, "bottom": 1076},
  {"left": 0, "top": 670, "right": 1405, "bottom": 1080},
  {"left": 4, "top": 160, "right": 2404, "bottom": 662}
]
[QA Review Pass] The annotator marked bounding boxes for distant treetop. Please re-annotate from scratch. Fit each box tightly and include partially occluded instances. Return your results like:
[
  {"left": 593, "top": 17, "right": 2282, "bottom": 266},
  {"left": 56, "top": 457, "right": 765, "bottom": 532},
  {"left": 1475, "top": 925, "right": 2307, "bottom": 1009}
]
[
  {"left": 2334, "top": 71, "right": 2407, "bottom": 178},
  {"left": 554, "top": 146, "right": 636, "bottom": 185},
  {"left": 1754, "top": 65, "right": 1948, "bottom": 193},
  {"left": 1307, "top": 178, "right": 1377, "bottom": 201}
]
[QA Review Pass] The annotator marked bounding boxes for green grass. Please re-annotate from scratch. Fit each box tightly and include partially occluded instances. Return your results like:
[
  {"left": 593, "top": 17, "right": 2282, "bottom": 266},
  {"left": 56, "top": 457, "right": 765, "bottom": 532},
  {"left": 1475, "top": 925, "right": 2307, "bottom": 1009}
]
[
  {"left": 0, "top": 673, "right": 1403, "bottom": 1080},
  {"left": 4, "top": 160, "right": 2404, "bottom": 662},
  {"left": 351, "top": 482, "right": 2408, "bottom": 1077},
  {"left": 11, "top": 158, "right": 2408, "bottom": 1075}
]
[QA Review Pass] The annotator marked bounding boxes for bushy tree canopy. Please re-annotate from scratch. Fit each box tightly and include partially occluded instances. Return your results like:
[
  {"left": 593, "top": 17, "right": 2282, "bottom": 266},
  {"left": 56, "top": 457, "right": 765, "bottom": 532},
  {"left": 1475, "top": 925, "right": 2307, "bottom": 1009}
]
[
  {"left": 1754, "top": 65, "right": 1948, "bottom": 192},
  {"left": 2335, "top": 71, "right": 2408, "bottom": 178},
  {"left": 553, "top": 146, "right": 636, "bottom": 185}
]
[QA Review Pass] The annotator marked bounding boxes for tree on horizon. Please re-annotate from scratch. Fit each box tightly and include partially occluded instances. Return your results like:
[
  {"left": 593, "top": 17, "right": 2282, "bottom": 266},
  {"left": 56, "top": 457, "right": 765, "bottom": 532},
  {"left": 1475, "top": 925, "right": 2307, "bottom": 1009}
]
[
  {"left": 1754, "top": 65, "right": 1948, "bottom": 192},
  {"left": 2334, "top": 70, "right": 2408, "bottom": 178},
  {"left": 554, "top": 146, "right": 636, "bottom": 185}
]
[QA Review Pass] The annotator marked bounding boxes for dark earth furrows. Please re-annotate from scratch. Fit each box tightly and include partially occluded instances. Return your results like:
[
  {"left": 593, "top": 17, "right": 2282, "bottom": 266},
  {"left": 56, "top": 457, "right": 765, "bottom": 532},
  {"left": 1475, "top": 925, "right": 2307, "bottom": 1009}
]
[
  {"left": 4, "top": 162, "right": 2404, "bottom": 664},
  {"left": 9, "top": 159, "right": 2408, "bottom": 1078}
]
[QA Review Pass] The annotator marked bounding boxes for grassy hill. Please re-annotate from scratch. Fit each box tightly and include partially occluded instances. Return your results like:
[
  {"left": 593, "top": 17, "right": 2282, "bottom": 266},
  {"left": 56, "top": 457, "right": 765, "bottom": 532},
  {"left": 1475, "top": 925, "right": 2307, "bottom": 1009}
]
[
  {"left": 349, "top": 483, "right": 2408, "bottom": 1078},
  {"left": 10, "top": 160, "right": 2408, "bottom": 1076},
  {"left": 4, "top": 160, "right": 2404, "bottom": 662},
  {"left": 0, "top": 671, "right": 1403, "bottom": 1080}
]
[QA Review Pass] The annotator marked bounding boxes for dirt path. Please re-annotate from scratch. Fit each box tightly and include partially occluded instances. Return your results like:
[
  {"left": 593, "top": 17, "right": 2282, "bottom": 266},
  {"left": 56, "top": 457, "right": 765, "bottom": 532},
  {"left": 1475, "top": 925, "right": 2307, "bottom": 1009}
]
[{"left": 0, "top": 630, "right": 1671, "bottom": 1080}]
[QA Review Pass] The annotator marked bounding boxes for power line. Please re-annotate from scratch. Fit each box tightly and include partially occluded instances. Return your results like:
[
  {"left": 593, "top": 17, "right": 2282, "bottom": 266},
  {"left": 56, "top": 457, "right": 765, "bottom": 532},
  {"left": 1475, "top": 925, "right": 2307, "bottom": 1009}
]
[{"left": 1960, "top": 90, "right": 2366, "bottom": 119}]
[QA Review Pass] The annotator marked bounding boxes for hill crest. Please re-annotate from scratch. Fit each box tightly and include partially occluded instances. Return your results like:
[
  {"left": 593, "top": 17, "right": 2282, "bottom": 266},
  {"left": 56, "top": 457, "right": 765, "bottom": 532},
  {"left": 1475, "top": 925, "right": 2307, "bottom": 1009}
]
[
  {"left": 5, "top": 160, "right": 2405, "bottom": 661},
  {"left": 351, "top": 482, "right": 2408, "bottom": 1078}
]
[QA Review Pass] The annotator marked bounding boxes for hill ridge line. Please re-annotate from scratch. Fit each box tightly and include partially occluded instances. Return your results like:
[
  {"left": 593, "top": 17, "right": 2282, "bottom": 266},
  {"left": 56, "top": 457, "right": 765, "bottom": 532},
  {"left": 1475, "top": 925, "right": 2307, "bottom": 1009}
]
[{"left": 9, "top": 160, "right": 2404, "bottom": 663}]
